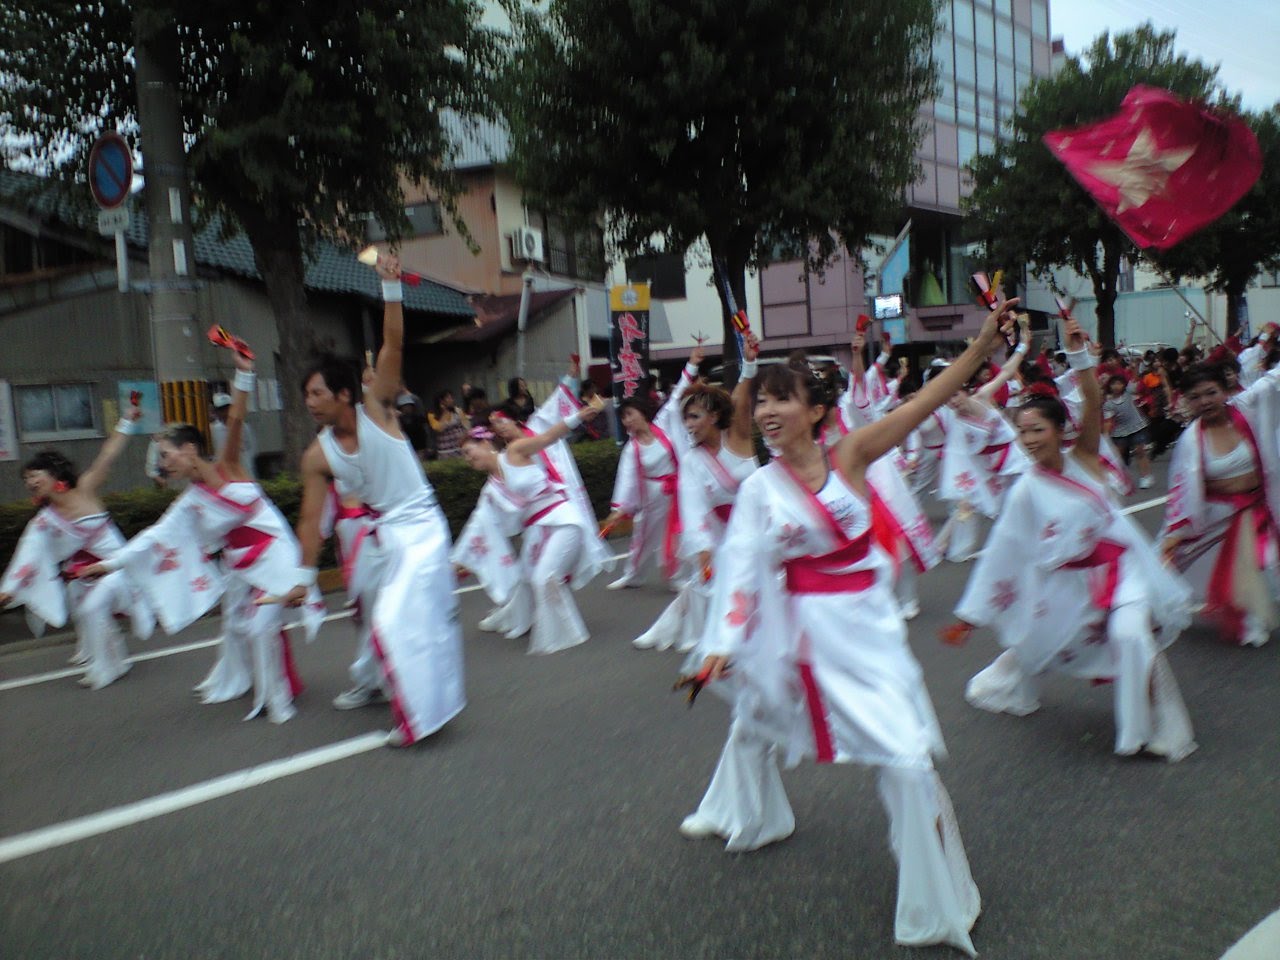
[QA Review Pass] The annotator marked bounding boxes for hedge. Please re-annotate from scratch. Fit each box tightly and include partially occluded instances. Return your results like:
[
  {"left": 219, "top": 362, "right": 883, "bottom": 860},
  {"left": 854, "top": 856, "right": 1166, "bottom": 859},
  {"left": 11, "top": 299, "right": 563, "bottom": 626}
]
[{"left": 0, "top": 439, "right": 623, "bottom": 573}]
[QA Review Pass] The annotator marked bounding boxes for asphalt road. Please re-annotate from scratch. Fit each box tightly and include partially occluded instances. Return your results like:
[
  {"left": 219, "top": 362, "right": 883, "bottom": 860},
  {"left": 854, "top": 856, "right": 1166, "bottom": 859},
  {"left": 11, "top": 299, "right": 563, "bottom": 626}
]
[{"left": 1, "top": 477, "right": 1277, "bottom": 960}]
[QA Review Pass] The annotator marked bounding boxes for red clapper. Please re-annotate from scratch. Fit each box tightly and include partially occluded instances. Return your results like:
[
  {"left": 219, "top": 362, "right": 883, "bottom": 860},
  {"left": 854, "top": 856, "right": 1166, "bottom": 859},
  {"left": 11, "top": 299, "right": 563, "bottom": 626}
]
[{"left": 207, "top": 325, "right": 255, "bottom": 360}]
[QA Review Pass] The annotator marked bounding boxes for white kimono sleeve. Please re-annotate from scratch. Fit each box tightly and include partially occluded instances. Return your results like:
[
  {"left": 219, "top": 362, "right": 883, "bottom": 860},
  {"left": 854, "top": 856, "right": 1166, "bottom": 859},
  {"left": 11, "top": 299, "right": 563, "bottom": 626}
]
[
  {"left": 0, "top": 512, "right": 68, "bottom": 631},
  {"left": 610, "top": 441, "right": 641, "bottom": 515},
  {"left": 676, "top": 460, "right": 715, "bottom": 560}
]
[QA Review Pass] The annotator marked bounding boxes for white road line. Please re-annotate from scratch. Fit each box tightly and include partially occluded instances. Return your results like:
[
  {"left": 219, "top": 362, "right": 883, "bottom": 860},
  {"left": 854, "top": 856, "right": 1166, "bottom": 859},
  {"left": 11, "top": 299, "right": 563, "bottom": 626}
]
[
  {"left": 0, "top": 553, "right": 623, "bottom": 691},
  {"left": 1120, "top": 494, "right": 1169, "bottom": 516},
  {"left": 0, "top": 732, "right": 388, "bottom": 865}
]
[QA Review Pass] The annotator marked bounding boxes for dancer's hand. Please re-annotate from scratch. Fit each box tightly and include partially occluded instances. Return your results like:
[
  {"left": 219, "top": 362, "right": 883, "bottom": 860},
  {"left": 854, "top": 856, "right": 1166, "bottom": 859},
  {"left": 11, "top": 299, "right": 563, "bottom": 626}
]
[
  {"left": 374, "top": 253, "right": 402, "bottom": 281},
  {"left": 743, "top": 332, "right": 760, "bottom": 363},
  {"left": 580, "top": 394, "right": 607, "bottom": 421},
  {"left": 1062, "top": 315, "right": 1087, "bottom": 352},
  {"left": 690, "top": 344, "right": 706, "bottom": 367},
  {"left": 74, "top": 562, "right": 109, "bottom": 580},
  {"left": 700, "top": 654, "right": 731, "bottom": 681},
  {"left": 851, "top": 331, "right": 866, "bottom": 354},
  {"left": 280, "top": 585, "right": 308, "bottom": 608},
  {"left": 976, "top": 296, "right": 1019, "bottom": 347},
  {"left": 232, "top": 344, "right": 255, "bottom": 374},
  {"left": 0, "top": 592, "right": 12, "bottom": 607}
]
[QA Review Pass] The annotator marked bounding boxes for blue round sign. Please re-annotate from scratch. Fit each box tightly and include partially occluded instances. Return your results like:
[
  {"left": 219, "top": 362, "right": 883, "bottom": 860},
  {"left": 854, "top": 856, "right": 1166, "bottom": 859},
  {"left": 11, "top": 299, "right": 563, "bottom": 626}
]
[{"left": 89, "top": 133, "right": 133, "bottom": 209}]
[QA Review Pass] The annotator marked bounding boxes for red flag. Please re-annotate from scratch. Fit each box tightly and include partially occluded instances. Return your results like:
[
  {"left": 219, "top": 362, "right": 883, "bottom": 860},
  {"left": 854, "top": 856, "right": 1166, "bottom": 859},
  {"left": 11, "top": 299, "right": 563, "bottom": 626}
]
[{"left": 1043, "top": 85, "right": 1261, "bottom": 250}]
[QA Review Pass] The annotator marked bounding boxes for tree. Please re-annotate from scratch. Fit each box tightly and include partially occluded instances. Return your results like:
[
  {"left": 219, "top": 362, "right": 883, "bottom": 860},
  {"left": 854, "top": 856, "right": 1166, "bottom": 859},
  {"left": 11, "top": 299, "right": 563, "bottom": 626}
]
[
  {"left": 500, "top": 0, "right": 936, "bottom": 380},
  {"left": 1150, "top": 106, "right": 1280, "bottom": 335},
  {"left": 966, "top": 26, "right": 1221, "bottom": 346},
  {"left": 0, "top": 0, "right": 493, "bottom": 456}
]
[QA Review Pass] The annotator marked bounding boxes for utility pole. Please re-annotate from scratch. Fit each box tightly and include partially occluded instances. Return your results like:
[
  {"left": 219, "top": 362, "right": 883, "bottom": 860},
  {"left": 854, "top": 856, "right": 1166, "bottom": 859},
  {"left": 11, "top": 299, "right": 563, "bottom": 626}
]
[{"left": 132, "top": 15, "right": 208, "bottom": 437}]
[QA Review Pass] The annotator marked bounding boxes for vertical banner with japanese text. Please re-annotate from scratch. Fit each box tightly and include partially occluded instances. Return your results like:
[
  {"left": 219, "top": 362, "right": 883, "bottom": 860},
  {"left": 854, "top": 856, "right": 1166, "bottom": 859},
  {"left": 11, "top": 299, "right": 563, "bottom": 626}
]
[
  {"left": 0, "top": 380, "right": 18, "bottom": 462},
  {"left": 608, "top": 283, "right": 651, "bottom": 410}
]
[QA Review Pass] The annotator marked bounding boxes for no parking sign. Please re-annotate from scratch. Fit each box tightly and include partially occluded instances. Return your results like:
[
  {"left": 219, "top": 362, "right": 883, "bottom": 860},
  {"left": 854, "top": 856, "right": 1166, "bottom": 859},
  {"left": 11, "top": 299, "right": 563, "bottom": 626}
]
[{"left": 88, "top": 133, "right": 133, "bottom": 209}]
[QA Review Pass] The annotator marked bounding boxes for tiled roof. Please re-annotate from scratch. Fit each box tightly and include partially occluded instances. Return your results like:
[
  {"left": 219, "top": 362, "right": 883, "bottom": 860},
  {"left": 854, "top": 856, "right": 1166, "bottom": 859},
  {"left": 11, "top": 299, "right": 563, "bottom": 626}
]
[{"left": 0, "top": 168, "right": 475, "bottom": 319}]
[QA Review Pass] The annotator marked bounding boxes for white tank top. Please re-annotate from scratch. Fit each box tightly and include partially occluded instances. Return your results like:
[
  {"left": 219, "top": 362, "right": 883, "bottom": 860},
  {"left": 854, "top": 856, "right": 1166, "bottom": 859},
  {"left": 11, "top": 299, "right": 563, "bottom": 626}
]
[
  {"left": 499, "top": 453, "right": 567, "bottom": 525},
  {"left": 318, "top": 404, "right": 438, "bottom": 519},
  {"left": 815, "top": 470, "right": 872, "bottom": 541},
  {"left": 1203, "top": 440, "right": 1255, "bottom": 480}
]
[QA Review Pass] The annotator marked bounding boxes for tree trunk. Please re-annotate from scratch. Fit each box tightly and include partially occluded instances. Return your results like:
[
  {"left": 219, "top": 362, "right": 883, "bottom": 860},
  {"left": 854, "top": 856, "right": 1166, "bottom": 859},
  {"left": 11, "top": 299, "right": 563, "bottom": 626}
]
[
  {"left": 708, "top": 232, "right": 752, "bottom": 389},
  {"left": 1090, "top": 239, "right": 1122, "bottom": 347},
  {"left": 237, "top": 213, "right": 318, "bottom": 464}
]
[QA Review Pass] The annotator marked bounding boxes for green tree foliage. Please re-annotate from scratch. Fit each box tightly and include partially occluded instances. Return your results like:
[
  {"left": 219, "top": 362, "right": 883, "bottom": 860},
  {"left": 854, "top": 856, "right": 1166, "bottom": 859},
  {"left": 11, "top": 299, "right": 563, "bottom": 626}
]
[
  {"left": 1150, "top": 106, "right": 1280, "bottom": 334},
  {"left": 0, "top": 0, "right": 494, "bottom": 454},
  {"left": 966, "top": 25, "right": 1221, "bottom": 346},
  {"left": 501, "top": 0, "right": 936, "bottom": 377}
]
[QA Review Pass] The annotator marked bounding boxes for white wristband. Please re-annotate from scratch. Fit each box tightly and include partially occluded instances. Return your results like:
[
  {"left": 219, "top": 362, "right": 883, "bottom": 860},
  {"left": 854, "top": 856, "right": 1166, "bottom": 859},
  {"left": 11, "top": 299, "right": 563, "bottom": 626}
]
[
  {"left": 684, "top": 362, "right": 699, "bottom": 378},
  {"left": 1065, "top": 348, "right": 1097, "bottom": 371},
  {"left": 381, "top": 280, "right": 404, "bottom": 303},
  {"left": 115, "top": 418, "right": 140, "bottom": 435},
  {"left": 297, "top": 566, "right": 318, "bottom": 588},
  {"left": 564, "top": 410, "right": 584, "bottom": 430},
  {"left": 876, "top": 352, "right": 892, "bottom": 368},
  {"left": 1014, "top": 343, "right": 1029, "bottom": 356},
  {"left": 233, "top": 369, "right": 256, "bottom": 393},
  {"left": 740, "top": 360, "right": 759, "bottom": 380}
]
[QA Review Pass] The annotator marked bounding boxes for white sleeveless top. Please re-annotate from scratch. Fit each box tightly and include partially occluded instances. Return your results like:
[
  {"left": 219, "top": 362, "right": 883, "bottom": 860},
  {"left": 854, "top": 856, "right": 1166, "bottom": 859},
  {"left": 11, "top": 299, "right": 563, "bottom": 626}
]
[
  {"left": 637, "top": 436, "right": 676, "bottom": 478},
  {"left": 1203, "top": 440, "right": 1254, "bottom": 481},
  {"left": 318, "top": 404, "right": 439, "bottom": 520},
  {"left": 499, "top": 453, "right": 568, "bottom": 526},
  {"left": 814, "top": 469, "right": 872, "bottom": 541}
]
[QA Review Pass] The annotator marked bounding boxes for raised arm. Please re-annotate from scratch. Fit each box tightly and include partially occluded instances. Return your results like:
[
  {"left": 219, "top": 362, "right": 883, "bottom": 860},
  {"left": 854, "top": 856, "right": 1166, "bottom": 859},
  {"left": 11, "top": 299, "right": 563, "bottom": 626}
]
[
  {"left": 367, "top": 254, "right": 406, "bottom": 432},
  {"left": 215, "top": 347, "right": 254, "bottom": 476},
  {"left": 507, "top": 395, "right": 606, "bottom": 462},
  {"left": 976, "top": 324, "right": 1031, "bottom": 404},
  {"left": 78, "top": 401, "right": 142, "bottom": 495},
  {"left": 726, "top": 333, "right": 758, "bottom": 453},
  {"left": 1066, "top": 318, "right": 1103, "bottom": 461},
  {"left": 836, "top": 298, "right": 1015, "bottom": 474}
]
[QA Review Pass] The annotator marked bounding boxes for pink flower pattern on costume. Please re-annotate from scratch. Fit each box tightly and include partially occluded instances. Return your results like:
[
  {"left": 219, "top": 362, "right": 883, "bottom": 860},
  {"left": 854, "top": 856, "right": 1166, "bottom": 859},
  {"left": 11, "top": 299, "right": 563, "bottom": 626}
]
[
  {"left": 780, "top": 523, "right": 806, "bottom": 551},
  {"left": 469, "top": 535, "right": 489, "bottom": 558},
  {"left": 13, "top": 563, "right": 37, "bottom": 589},
  {"left": 725, "top": 590, "right": 760, "bottom": 640},
  {"left": 1034, "top": 600, "right": 1050, "bottom": 620},
  {"left": 500, "top": 554, "right": 516, "bottom": 567},
  {"left": 990, "top": 578, "right": 1018, "bottom": 612},
  {"left": 191, "top": 575, "right": 212, "bottom": 592},
  {"left": 155, "top": 546, "right": 180, "bottom": 573},
  {"left": 954, "top": 471, "right": 977, "bottom": 493},
  {"left": 1042, "top": 521, "right": 1060, "bottom": 540}
]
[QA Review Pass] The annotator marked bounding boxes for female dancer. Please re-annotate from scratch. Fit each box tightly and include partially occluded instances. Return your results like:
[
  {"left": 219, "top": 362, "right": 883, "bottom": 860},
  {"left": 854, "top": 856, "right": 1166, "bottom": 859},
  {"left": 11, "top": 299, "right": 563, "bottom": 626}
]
[
  {"left": 603, "top": 350, "right": 702, "bottom": 589},
  {"left": 633, "top": 337, "right": 760, "bottom": 651},
  {"left": 679, "top": 303, "right": 1020, "bottom": 957},
  {"left": 0, "top": 405, "right": 152, "bottom": 689},
  {"left": 78, "top": 342, "right": 321, "bottom": 723},
  {"left": 1160, "top": 362, "right": 1280, "bottom": 646},
  {"left": 949, "top": 319, "right": 1197, "bottom": 761},
  {"left": 458, "top": 395, "right": 607, "bottom": 654}
]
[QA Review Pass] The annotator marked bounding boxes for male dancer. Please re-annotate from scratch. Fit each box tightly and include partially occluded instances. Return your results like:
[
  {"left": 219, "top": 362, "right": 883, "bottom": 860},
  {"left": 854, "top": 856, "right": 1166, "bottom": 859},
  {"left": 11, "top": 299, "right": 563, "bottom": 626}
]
[{"left": 283, "top": 254, "right": 465, "bottom": 746}]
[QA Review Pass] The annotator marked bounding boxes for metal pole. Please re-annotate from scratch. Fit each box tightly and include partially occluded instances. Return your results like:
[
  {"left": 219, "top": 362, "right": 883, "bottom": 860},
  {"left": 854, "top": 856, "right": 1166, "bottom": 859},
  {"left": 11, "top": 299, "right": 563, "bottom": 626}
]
[
  {"left": 114, "top": 230, "right": 129, "bottom": 293},
  {"left": 515, "top": 271, "right": 534, "bottom": 377}
]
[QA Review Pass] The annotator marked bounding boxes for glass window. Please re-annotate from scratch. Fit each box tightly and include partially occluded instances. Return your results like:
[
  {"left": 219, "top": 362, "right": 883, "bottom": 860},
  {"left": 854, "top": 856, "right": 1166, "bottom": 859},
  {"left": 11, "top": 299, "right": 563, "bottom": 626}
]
[
  {"left": 956, "top": 85, "right": 977, "bottom": 126},
  {"left": 995, "top": 0, "right": 1013, "bottom": 15},
  {"left": 16, "top": 383, "right": 96, "bottom": 439},
  {"left": 997, "top": 59, "right": 1016, "bottom": 101},
  {"left": 978, "top": 132, "right": 995, "bottom": 155},
  {"left": 1031, "top": 0, "right": 1048, "bottom": 40},
  {"left": 958, "top": 128, "right": 978, "bottom": 166},
  {"left": 1014, "top": 28, "right": 1031, "bottom": 68},
  {"left": 995, "top": 18, "right": 1014, "bottom": 60},
  {"left": 955, "top": 41, "right": 976, "bottom": 84},
  {"left": 935, "top": 78, "right": 957, "bottom": 123},
  {"left": 953, "top": 0, "right": 974, "bottom": 42},
  {"left": 933, "top": 34, "right": 954, "bottom": 79},
  {"left": 974, "top": 7, "right": 994, "bottom": 51},
  {"left": 977, "top": 53, "right": 996, "bottom": 91}
]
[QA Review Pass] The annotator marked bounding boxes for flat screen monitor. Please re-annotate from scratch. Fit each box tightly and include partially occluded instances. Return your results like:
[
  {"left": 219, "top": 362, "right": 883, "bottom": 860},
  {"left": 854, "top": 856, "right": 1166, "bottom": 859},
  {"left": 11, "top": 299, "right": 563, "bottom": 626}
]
[{"left": 874, "top": 294, "right": 903, "bottom": 320}]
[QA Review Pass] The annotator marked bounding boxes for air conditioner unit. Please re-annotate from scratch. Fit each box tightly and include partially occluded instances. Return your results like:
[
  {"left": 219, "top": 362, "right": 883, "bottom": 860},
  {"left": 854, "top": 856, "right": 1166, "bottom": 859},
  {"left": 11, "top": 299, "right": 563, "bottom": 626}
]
[{"left": 511, "top": 226, "right": 545, "bottom": 263}]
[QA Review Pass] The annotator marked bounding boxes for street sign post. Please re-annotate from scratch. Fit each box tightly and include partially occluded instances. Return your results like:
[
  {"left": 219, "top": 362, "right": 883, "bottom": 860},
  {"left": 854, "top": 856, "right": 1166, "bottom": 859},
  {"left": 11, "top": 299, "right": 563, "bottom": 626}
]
[{"left": 88, "top": 133, "right": 133, "bottom": 292}]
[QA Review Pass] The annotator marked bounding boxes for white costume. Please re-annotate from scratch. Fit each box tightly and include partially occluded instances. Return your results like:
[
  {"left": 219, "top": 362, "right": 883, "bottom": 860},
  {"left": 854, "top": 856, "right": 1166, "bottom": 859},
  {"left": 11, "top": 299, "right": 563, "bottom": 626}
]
[
  {"left": 634, "top": 441, "right": 758, "bottom": 652},
  {"left": 451, "top": 476, "right": 527, "bottom": 638},
  {"left": 318, "top": 405, "right": 465, "bottom": 743},
  {"left": 688, "top": 457, "right": 978, "bottom": 957},
  {"left": 956, "top": 456, "right": 1197, "bottom": 760},
  {"left": 1160, "top": 367, "right": 1280, "bottom": 646},
  {"left": 105, "top": 479, "right": 320, "bottom": 723},
  {"left": 1, "top": 507, "right": 153, "bottom": 689},
  {"left": 321, "top": 482, "right": 381, "bottom": 691},
  {"left": 936, "top": 403, "right": 1029, "bottom": 562},
  {"left": 610, "top": 366, "right": 696, "bottom": 585}
]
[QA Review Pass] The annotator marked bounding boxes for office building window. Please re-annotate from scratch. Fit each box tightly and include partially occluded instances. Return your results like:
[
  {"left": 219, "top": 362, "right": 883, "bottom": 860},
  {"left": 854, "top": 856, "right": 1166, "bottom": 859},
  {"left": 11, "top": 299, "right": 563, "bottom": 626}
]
[
  {"left": 997, "top": 59, "right": 1016, "bottom": 101},
  {"left": 364, "top": 201, "right": 443, "bottom": 242},
  {"left": 996, "top": 18, "right": 1014, "bottom": 60},
  {"left": 977, "top": 54, "right": 996, "bottom": 90},
  {"left": 1014, "top": 28, "right": 1032, "bottom": 69},
  {"left": 935, "top": 78, "right": 957, "bottom": 123},
  {"left": 953, "top": 0, "right": 975, "bottom": 42},
  {"left": 995, "top": 0, "right": 1012, "bottom": 15},
  {"left": 16, "top": 383, "right": 97, "bottom": 441},
  {"left": 958, "top": 128, "right": 979, "bottom": 166},
  {"left": 974, "top": 7, "right": 994, "bottom": 52},
  {"left": 536, "top": 212, "right": 606, "bottom": 282},
  {"left": 933, "top": 34, "right": 954, "bottom": 78},
  {"left": 955, "top": 41, "right": 976, "bottom": 84},
  {"left": 1031, "top": 0, "right": 1048, "bottom": 40},
  {"left": 1258, "top": 269, "right": 1280, "bottom": 288},
  {"left": 956, "top": 85, "right": 977, "bottom": 126}
]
